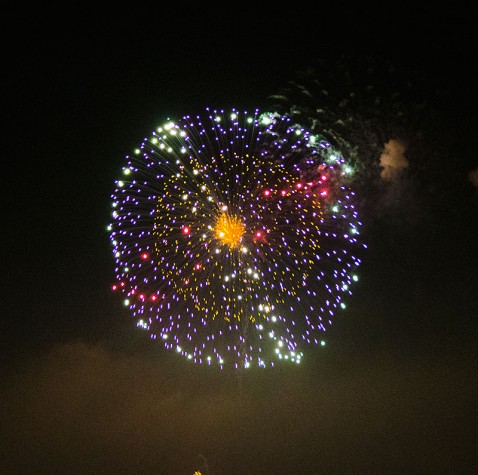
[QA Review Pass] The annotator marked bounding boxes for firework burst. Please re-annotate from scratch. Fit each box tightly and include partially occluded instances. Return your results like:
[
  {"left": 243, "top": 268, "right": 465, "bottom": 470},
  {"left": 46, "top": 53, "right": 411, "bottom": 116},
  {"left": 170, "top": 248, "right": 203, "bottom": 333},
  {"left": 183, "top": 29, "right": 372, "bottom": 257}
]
[{"left": 108, "top": 108, "right": 364, "bottom": 368}]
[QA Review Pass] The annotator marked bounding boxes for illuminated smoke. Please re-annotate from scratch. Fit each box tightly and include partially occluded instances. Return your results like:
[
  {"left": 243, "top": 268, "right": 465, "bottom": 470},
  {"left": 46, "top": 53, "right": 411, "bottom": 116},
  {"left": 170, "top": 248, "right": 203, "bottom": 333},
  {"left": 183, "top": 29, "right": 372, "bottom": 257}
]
[
  {"left": 467, "top": 168, "right": 478, "bottom": 187},
  {"left": 379, "top": 139, "right": 409, "bottom": 182}
]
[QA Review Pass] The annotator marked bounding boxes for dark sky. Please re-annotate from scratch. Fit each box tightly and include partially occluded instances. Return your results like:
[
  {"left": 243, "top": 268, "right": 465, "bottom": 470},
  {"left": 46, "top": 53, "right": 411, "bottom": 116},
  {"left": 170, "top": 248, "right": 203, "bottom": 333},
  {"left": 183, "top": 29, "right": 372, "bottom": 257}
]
[{"left": 2, "top": 7, "right": 477, "bottom": 474}]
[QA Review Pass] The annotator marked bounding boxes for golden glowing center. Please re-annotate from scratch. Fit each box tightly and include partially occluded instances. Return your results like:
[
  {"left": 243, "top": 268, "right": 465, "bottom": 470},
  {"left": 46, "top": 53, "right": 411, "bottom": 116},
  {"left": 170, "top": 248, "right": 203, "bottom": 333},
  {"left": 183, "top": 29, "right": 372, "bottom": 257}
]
[{"left": 215, "top": 213, "right": 245, "bottom": 249}]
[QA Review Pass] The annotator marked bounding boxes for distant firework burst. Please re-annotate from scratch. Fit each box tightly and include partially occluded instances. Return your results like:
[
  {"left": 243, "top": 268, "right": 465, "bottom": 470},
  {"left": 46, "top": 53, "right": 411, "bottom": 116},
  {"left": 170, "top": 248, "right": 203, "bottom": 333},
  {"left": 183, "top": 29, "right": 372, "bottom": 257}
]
[
  {"left": 268, "top": 55, "right": 437, "bottom": 193},
  {"left": 108, "top": 108, "right": 365, "bottom": 368}
]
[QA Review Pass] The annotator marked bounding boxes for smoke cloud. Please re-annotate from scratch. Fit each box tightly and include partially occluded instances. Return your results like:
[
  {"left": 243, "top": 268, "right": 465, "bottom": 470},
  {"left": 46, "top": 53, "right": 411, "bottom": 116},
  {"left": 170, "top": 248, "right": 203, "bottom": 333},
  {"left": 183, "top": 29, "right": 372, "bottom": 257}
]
[
  {"left": 379, "top": 139, "right": 409, "bottom": 182},
  {"left": 468, "top": 168, "right": 478, "bottom": 187},
  {"left": 1, "top": 340, "right": 475, "bottom": 474}
]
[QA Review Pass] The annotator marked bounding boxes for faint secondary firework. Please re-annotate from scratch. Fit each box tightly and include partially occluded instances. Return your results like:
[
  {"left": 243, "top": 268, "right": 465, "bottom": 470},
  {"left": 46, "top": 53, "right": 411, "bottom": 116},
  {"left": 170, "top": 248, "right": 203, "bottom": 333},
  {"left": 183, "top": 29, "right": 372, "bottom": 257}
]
[
  {"left": 108, "top": 108, "right": 365, "bottom": 368},
  {"left": 267, "top": 54, "right": 452, "bottom": 219}
]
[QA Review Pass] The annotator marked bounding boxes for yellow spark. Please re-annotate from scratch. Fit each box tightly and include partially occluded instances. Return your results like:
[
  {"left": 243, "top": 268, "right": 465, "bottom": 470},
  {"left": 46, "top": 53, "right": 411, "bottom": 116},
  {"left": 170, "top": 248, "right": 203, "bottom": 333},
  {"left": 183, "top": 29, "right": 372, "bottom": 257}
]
[{"left": 214, "top": 213, "right": 245, "bottom": 249}]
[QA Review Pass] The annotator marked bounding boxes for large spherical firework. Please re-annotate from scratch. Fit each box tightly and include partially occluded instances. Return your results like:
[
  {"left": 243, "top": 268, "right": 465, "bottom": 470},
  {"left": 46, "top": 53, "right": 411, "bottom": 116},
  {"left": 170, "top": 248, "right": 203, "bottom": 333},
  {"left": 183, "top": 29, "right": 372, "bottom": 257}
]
[{"left": 108, "top": 108, "right": 364, "bottom": 368}]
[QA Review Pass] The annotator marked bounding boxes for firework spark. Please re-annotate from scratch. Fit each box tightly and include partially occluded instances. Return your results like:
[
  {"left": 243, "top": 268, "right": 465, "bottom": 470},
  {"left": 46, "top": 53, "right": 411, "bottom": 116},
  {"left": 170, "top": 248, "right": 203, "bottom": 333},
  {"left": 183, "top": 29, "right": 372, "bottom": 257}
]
[{"left": 108, "top": 108, "right": 364, "bottom": 368}]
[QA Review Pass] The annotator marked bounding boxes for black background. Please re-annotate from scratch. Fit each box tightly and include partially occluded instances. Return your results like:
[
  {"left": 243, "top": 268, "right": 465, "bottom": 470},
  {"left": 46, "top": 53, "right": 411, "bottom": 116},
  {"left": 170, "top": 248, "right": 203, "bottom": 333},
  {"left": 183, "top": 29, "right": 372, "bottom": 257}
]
[{"left": 2, "top": 6, "right": 477, "bottom": 474}]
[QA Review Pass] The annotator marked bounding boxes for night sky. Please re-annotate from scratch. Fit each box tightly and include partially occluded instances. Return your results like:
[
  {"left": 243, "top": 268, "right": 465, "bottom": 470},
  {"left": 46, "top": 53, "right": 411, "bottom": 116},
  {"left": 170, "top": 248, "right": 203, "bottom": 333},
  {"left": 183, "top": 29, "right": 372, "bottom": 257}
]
[{"left": 2, "top": 8, "right": 477, "bottom": 474}]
